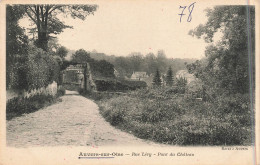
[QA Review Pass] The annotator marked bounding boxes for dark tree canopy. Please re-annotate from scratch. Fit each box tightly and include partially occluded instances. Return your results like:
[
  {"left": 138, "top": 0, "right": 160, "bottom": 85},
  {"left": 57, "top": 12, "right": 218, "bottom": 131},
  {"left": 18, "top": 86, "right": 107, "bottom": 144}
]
[
  {"left": 23, "top": 4, "right": 98, "bottom": 51},
  {"left": 6, "top": 5, "right": 28, "bottom": 60},
  {"left": 6, "top": 5, "right": 29, "bottom": 89},
  {"left": 188, "top": 6, "right": 255, "bottom": 94},
  {"left": 71, "top": 49, "right": 91, "bottom": 63},
  {"left": 166, "top": 66, "right": 174, "bottom": 86},
  {"left": 153, "top": 69, "right": 162, "bottom": 86},
  {"left": 56, "top": 46, "right": 68, "bottom": 59}
]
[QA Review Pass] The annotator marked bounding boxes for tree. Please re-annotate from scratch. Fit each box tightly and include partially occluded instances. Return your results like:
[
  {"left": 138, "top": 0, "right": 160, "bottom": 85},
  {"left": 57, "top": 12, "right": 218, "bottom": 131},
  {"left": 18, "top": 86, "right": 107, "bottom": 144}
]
[
  {"left": 188, "top": 6, "right": 255, "bottom": 94},
  {"left": 47, "top": 38, "right": 60, "bottom": 54},
  {"left": 89, "top": 60, "right": 115, "bottom": 78},
  {"left": 56, "top": 46, "right": 68, "bottom": 59},
  {"left": 129, "top": 52, "right": 143, "bottom": 72},
  {"left": 6, "top": 5, "right": 29, "bottom": 89},
  {"left": 71, "top": 49, "right": 91, "bottom": 63},
  {"left": 166, "top": 67, "right": 174, "bottom": 86},
  {"left": 156, "top": 50, "right": 167, "bottom": 73},
  {"left": 23, "top": 5, "right": 98, "bottom": 51},
  {"left": 153, "top": 69, "right": 162, "bottom": 86}
]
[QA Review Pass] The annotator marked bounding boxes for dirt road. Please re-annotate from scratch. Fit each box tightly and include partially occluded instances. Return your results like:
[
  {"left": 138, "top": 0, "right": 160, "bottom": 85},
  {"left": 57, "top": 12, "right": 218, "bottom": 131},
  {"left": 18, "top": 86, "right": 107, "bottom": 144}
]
[{"left": 6, "top": 90, "right": 161, "bottom": 147}]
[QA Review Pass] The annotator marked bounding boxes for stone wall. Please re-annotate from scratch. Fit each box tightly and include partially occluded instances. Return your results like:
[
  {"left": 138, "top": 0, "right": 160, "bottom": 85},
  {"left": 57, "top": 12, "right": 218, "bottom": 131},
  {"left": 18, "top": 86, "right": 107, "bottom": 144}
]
[{"left": 6, "top": 81, "right": 58, "bottom": 101}]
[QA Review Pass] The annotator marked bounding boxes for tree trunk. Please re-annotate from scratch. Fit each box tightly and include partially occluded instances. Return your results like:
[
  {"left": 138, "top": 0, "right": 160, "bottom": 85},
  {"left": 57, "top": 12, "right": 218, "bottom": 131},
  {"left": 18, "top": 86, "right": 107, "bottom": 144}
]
[
  {"left": 36, "top": 32, "right": 48, "bottom": 51},
  {"left": 35, "top": 5, "right": 49, "bottom": 51}
]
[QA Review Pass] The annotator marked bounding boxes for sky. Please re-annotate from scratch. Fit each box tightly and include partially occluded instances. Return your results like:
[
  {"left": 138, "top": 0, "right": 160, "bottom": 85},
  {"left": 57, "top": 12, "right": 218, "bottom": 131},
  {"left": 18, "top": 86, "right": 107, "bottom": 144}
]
[{"left": 20, "top": 2, "right": 214, "bottom": 59}]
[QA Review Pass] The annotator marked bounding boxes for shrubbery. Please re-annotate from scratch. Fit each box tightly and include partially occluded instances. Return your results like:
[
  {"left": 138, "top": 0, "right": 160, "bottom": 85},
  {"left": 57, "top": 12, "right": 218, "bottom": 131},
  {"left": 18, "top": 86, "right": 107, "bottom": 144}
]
[
  {"left": 7, "top": 45, "right": 61, "bottom": 91},
  {"left": 96, "top": 87, "right": 253, "bottom": 145},
  {"left": 25, "top": 46, "right": 60, "bottom": 90},
  {"left": 6, "top": 87, "right": 66, "bottom": 120},
  {"left": 94, "top": 79, "right": 147, "bottom": 91}
]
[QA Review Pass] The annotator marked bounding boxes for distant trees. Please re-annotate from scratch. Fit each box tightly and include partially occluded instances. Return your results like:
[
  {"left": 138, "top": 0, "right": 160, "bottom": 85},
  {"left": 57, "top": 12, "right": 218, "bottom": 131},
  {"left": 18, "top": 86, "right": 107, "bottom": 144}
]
[
  {"left": 166, "top": 67, "right": 174, "bottom": 86},
  {"left": 153, "top": 69, "right": 162, "bottom": 86},
  {"left": 109, "top": 50, "right": 196, "bottom": 78}
]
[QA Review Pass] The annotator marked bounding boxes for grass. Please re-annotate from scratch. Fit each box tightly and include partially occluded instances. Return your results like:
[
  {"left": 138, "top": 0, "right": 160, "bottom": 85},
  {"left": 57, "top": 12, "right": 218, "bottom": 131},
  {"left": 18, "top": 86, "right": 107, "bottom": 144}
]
[{"left": 82, "top": 86, "right": 253, "bottom": 146}]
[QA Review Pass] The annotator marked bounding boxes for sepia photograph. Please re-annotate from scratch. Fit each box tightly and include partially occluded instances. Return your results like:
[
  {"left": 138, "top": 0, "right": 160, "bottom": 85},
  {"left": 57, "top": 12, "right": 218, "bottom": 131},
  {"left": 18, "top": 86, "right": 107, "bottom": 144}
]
[{"left": 0, "top": 0, "right": 259, "bottom": 165}]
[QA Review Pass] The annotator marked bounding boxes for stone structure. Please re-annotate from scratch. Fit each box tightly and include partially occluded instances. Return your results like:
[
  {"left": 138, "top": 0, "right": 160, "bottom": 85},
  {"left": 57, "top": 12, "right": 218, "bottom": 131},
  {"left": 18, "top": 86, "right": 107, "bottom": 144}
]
[
  {"left": 6, "top": 81, "right": 58, "bottom": 101},
  {"left": 62, "top": 63, "right": 96, "bottom": 92}
]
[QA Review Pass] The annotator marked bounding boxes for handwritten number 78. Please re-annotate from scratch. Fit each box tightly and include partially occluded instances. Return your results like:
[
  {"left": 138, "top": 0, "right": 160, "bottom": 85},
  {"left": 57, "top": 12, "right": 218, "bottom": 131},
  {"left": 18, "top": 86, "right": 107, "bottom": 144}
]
[{"left": 179, "top": 2, "right": 196, "bottom": 22}]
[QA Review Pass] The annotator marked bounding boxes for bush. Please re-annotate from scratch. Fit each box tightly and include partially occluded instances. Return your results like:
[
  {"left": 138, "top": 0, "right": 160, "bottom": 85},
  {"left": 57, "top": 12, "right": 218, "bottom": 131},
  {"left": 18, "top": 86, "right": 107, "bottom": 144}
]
[
  {"left": 6, "top": 88, "right": 65, "bottom": 120},
  {"left": 57, "top": 86, "right": 66, "bottom": 96},
  {"left": 95, "top": 79, "right": 147, "bottom": 92},
  {"left": 26, "top": 46, "right": 60, "bottom": 90},
  {"left": 97, "top": 87, "right": 253, "bottom": 145},
  {"left": 7, "top": 45, "right": 61, "bottom": 91}
]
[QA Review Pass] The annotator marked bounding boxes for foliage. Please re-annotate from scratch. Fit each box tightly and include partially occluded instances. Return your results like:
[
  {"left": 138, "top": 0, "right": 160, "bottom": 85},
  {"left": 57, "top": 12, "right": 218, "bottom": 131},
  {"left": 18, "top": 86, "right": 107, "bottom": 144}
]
[
  {"left": 6, "top": 5, "right": 63, "bottom": 90},
  {"left": 94, "top": 79, "right": 147, "bottom": 91},
  {"left": 176, "top": 77, "right": 187, "bottom": 87},
  {"left": 57, "top": 86, "right": 66, "bottom": 96},
  {"left": 22, "top": 4, "right": 98, "bottom": 51},
  {"left": 6, "top": 5, "right": 29, "bottom": 90},
  {"left": 7, "top": 44, "right": 61, "bottom": 91},
  {"left": 56, "top": 46, "right": 69, "bottom": 59},
  {"left": 188, "top": 6, "right": 255, "bottom": 95},
  {"left": 166, "top": 67, "right": 174, "bottom": 86},
  {"left": 25, "top": 45, "right": 60, "bottom": 90},
  {"left": 89, "top": 60, "right": 115, "bottom": 78},
  {"left": 6, "top": 87, "right": 65, "bottom": 120},
  {"left": 96, "top": 87, "right": 253, "bottom": 145},
  {"left": 152, "top": 69, "right": 162, "bottom": 86},
  {"left": 90, "top": 50, "right": 197, "bottom": 78},
  {"left": 71, "top": 49, "right": 91, "bottom": 63}
]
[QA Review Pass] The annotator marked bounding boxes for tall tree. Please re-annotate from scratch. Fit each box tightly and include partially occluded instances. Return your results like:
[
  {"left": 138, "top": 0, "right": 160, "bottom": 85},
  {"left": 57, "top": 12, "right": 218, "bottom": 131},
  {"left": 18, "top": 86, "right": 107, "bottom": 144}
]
[
  {"left": 188, "top": 6, "right": 255, "bottom": 94},
  {"left": 166, "top": 66, "right": 174, "bottom": 86},
  {"left": 6, "top": 5, "right": 29, "bottom": 89},
  {"left": 23, "top": 5, "right": 98, "bottom": 51},
  {"left": 153, "top": 69, "right": 162, "bottom": 86}
]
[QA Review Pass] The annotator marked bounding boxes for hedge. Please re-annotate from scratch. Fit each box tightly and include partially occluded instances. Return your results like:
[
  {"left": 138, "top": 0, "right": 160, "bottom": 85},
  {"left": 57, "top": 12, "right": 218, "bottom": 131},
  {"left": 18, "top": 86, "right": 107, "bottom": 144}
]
[
  {"left": 94, "top": 79, "right": 147, "bottom": 91},
  {"left": 7, "top": 45, "right": 61, "bottom": 91}
]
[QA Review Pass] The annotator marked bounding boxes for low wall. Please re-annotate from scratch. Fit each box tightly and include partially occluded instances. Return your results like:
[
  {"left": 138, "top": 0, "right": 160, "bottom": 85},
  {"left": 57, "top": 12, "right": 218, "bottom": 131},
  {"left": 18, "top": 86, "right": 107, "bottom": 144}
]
[{"left": 6, "top": 81, "right": 58, "bottom": 101}]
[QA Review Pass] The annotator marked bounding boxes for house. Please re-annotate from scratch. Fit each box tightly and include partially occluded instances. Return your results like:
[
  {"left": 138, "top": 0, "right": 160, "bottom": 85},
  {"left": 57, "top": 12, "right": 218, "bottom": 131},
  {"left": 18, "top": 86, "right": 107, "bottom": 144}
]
[{"left": 131, "top": 71, "right": 149, "bottom": 81}]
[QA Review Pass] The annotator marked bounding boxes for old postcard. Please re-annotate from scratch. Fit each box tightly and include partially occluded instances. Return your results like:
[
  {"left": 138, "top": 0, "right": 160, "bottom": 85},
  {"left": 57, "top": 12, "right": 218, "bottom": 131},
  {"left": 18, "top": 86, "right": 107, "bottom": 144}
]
[{"left": 0, "top": 0, "right": 259, "bottom": 165}]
